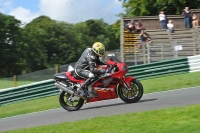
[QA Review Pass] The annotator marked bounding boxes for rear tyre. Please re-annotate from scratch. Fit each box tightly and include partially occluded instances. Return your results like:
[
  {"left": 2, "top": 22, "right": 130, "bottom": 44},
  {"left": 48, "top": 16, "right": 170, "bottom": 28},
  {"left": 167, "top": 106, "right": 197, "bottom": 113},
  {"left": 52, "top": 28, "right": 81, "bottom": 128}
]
[
  {"left": 118, "top": 79, "right": 143, "bottom": 103},
  {"left": 59, "top": 90, "right": 84, "bottom": 111}
]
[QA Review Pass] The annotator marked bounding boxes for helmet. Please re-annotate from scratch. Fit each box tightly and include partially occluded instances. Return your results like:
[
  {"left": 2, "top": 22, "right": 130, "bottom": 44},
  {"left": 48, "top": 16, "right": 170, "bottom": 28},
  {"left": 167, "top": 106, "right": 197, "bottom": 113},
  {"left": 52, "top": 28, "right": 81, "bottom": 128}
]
[{"left": 92, "top": 42, "right": 105, "bottom": 57}]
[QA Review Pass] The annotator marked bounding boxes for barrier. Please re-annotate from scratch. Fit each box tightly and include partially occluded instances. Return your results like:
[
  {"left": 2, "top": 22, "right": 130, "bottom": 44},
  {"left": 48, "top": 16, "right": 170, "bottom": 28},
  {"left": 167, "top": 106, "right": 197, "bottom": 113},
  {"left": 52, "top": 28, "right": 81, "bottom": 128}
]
[
  {"left": 126, "top": 57, "right": 189, "bottom": 79},
  {"left": 0, "top": 79, "right": 58, "bottom": 105},
  {"left": 188, "top": 55, "right": 200, "bottom": 72},
  {"left": 0, "top": 55, "right": 200, "bottom": 105}
]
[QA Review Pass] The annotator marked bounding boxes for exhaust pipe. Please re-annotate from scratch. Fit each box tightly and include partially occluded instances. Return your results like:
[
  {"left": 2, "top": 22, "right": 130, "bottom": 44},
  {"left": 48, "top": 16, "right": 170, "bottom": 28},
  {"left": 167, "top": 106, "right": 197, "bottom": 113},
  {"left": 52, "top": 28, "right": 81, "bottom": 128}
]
[{"left": 55, "top": 82, "right": 87, "bottom": 100}]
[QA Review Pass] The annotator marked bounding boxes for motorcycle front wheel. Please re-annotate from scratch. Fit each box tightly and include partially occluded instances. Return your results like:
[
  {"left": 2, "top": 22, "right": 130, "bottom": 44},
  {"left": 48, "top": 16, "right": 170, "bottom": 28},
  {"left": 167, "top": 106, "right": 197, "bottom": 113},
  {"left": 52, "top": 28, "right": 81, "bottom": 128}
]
[
  {"left": 59, "top": 90, "right": 84, "bottom": 111},
  {"left": 118, "top": 79, "right": 143, "bottom": 103}
]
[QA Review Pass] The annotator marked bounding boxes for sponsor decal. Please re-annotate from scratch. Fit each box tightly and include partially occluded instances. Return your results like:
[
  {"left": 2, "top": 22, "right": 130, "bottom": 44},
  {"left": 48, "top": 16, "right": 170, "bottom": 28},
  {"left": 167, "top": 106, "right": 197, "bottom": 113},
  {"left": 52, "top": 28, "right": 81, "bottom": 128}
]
[{"left": 94, "top": 87, "right": 114, "bottom": 91}]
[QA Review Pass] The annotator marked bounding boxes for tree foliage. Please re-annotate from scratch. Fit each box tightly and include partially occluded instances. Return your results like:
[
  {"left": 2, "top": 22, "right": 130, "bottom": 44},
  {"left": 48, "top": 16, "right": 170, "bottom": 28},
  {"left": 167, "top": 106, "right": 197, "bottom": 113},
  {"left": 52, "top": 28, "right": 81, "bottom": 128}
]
[
  {"left": 0, "top": 14, "right": 119, "bottom": 77},
  {"left": 21, "top": 16, "right": 77, "bottom": 72},
  {"left": 120, "top": 0, "right": 200, "bottom": 16},
  {"left": 0, "top": 13, "right": 22, "bottom": 76}
]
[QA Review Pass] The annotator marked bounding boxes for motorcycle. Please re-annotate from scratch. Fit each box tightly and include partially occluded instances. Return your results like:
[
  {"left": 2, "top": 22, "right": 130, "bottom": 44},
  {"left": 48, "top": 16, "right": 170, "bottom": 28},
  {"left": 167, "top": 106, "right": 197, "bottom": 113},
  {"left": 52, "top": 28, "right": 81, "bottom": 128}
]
[{"left": 54, "top": 57, "right": 143, "bottom": 111}]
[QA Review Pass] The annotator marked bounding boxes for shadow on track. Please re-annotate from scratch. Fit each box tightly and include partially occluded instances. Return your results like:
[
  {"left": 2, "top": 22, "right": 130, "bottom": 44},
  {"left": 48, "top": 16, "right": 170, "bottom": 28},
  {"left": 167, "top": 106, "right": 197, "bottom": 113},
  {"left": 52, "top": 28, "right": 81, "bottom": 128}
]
[
  {"left": 138, "top": 98, "right": 158, "bottom": 103},
  {"left": 81, "top": 98, "right": 157, "bottom": 111}
]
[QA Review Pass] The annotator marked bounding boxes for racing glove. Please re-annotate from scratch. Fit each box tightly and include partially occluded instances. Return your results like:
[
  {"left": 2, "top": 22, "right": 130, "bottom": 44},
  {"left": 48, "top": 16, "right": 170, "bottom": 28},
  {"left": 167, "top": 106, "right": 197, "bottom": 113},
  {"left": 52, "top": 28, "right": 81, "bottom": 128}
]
[
  {"left": 104, "top": 69, "right": 111, "bottom": 73},
  {"left": 103, "top": 66, "right": 112, "bottom": 73}
]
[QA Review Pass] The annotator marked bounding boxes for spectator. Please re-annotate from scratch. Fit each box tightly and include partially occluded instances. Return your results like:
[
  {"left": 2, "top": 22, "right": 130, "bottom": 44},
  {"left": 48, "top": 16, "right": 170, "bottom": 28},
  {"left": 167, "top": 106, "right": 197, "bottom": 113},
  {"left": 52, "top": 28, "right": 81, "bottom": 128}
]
[
  {"left": 167, "top": 20, "right": 174, "bottom": 33},
  {"left": 182, "top": 7, "right": 192, "bottom": 28},
  {"left": 135, "top": 20, "right": 144, "bottom": 32},
  {"left": 159, "top": 11, "right": 166, "bottom": 29},
  {"left": 135, "top": 20, "right": 151, "bottom": 43},
  {"left": 192, "top": 13, "right": 199, "bottom": 27},
  {"left": 127, "top": 19, "right": 135, "bottom": 33}
]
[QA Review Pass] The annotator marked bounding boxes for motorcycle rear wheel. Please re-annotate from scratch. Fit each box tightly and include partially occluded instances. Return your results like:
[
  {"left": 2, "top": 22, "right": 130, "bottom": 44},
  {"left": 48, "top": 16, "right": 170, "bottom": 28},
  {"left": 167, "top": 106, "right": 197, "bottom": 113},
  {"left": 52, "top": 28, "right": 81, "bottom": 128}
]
[
  {"left": 59, "top": 90, "right": 84, "bottom": 111},
  {"left": 118, "top": 79, "right": 143, "bottom": 103}
]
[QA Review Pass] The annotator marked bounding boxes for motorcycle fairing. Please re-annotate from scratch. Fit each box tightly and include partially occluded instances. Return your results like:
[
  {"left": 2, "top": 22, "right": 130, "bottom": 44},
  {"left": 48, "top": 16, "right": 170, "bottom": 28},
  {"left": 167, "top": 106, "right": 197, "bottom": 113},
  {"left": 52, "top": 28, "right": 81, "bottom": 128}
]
[
  {"left": 102, "top": 77, "right": 113, "bottom": 87},
  {"left": 123, "top": 76, "right": 136, "bottom": 87},
  {"left": 65, "top": 71, "right": 84, "bottom": 84},
  {"left": 87, "top": 76, "right": 119, "bottom": 102}
]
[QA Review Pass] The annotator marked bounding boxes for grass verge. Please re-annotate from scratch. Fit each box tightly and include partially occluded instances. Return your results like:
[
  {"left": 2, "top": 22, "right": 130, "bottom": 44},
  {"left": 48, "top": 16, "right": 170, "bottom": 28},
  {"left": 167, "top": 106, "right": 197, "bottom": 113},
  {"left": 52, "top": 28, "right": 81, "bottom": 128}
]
[
  {"left": 0, "top": 80, "right": 34, "bottom": 89},
  {"left": 0, "top": 71, "right": 200, "bottom": 119},
  {"left": 3, "top": 104, "right": 200, "bottom": 133}
]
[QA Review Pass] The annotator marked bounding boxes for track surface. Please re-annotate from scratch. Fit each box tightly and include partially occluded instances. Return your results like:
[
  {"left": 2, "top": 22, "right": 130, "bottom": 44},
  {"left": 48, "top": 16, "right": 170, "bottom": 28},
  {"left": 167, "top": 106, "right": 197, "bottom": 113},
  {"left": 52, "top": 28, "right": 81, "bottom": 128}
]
[{"left": 0, "top": 87, "right": 200, "bottom": 132}]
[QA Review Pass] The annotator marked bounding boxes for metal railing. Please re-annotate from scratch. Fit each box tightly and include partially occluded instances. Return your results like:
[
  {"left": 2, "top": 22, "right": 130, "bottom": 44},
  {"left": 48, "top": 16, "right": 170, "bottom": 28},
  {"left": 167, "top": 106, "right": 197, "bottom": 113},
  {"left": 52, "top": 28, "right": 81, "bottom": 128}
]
[
  {"left": 119, "top": 27, "right": 200, "bottom": 65},
  {"left": 126, "top": 57, "right": 189, "bottom": 80},
  {"left": 0, "top": 79, "right": 57, "bottom": 105}
]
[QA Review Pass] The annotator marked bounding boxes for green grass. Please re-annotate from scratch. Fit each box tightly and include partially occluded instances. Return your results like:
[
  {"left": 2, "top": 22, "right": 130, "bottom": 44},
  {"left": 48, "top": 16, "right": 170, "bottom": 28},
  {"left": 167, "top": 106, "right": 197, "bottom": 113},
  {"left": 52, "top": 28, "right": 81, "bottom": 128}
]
[
  {"left": 0, "top": 96, "right": 60, "bottom": 118},
  {"left": 0, "top": 71, "right": 200, "bottom": 119},
  {"left": 141, "top": 71, "right": 200, "bottom": 93},
  {"left": 3, "top": 104, "right": 200, "bottom": 133},
  {"left": 0, "top": 80, "right": 34, "bottom": 89}
]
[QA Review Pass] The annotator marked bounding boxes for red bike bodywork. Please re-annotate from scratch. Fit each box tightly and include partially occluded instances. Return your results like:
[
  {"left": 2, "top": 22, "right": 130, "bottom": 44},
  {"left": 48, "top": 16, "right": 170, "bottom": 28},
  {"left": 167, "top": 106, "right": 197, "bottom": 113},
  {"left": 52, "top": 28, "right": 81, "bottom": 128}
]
[{"left": 65, "top": 59, "right": 135, "bottom": 103}]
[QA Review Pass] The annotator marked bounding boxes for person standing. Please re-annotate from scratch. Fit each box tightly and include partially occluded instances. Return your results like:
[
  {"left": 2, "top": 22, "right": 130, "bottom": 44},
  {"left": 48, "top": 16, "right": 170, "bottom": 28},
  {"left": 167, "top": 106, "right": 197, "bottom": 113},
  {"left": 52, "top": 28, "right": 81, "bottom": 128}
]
[
  {"left": 159, "top": 11, "right": 166, "bottom": 29},
  {"left": 182, "top": 7, "right": 192, "bottom": 28}
]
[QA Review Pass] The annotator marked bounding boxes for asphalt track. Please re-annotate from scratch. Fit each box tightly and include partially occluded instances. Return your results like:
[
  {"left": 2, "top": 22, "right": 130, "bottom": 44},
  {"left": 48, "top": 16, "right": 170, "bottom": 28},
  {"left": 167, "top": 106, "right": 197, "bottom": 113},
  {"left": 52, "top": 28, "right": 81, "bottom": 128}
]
[{"left": 0, "top": 86, "right": 200, "bottom": 132}]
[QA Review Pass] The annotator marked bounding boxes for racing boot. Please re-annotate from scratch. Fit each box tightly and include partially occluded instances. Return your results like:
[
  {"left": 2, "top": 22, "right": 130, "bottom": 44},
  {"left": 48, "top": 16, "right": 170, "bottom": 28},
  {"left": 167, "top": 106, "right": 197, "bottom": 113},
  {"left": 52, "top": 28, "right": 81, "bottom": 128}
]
[
  {"left": 77, "top": 78, "right": 93, "bottom": 98},
  {"left": 77, "top": 86, "right": 88, "bottom": 98}
]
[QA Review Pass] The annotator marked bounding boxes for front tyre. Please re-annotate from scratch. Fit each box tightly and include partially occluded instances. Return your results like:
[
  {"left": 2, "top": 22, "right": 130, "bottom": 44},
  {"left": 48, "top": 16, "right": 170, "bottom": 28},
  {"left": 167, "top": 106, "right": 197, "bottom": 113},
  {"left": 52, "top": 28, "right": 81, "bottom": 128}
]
[
  {"left": 59, "top": 90, "right": 84, "bottom": 111},
  {"left": 118, "top": 79, "right": 143, "bottom": 103}
]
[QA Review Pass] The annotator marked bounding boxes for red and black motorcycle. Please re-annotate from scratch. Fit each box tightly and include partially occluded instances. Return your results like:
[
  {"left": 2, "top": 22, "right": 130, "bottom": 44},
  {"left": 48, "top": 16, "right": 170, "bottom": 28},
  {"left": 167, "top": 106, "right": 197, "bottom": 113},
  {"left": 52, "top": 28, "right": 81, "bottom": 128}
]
[{"left": 54, "top": 58, "right": 143, "bottom": 111}]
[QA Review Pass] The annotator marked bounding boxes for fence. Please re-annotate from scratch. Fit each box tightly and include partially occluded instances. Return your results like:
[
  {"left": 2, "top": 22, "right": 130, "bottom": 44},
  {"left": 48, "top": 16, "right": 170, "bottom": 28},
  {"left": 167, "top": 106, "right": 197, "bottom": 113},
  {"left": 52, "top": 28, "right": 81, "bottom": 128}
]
[
  {"left": 0, "top": 79, "right": 57, "bottom": 105},
  {"left": 118, "top": 27, "right": 200, "bottom": 66},
  {"left": 122, "top": 9, "right": 200, "bottom": 30},
  {"left": 0, "top": 55, "right": 200, "bottom": 105},
  {"left": 0, "top": 62, "right": 75, "bottom": 89},
  {"left": 0, "top": 50, "right": 121, "bottom": 89},
  {"left": 126, "top": 57, "right": 189, "bottom": 80},
  {"left": 120, "top": 9, "right": 200, "bottom": 64}
]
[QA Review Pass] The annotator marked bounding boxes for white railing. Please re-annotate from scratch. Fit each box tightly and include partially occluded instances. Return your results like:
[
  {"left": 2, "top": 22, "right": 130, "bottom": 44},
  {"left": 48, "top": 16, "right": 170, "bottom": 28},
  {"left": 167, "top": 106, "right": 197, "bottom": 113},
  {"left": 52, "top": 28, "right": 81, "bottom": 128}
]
[{"left": 188, "top": 55, "right": 200, "bottom": 72}]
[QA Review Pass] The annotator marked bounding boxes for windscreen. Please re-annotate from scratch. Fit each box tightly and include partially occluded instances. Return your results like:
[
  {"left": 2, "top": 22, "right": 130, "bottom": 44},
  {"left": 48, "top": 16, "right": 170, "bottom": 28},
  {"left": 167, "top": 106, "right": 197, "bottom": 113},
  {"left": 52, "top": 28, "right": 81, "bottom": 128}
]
[{"left": 109, "top": 57, "right": 121, "bottom": 63}]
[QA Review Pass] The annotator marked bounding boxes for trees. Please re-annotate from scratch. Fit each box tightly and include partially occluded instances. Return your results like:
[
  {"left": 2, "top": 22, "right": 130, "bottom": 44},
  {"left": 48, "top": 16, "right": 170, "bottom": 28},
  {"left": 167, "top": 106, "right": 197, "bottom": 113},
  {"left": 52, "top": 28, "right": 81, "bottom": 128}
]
[
  {"left": 18, "top": 17, "right": 120, "bottom": 73},
  {"left": 0, "top": 13, "right": 23, "bottom": 77},
  {"left": 21, "top": 16, "right": 80, "bottom": 72},
  {"left": 0, "top": 14, "right": 119, "bottom": 77},
  {"left": 84, "top": 19, "right": 119, "bottom": 50},
  {"left": 120, "top": 0, "right": 200, "bottom": 16}
]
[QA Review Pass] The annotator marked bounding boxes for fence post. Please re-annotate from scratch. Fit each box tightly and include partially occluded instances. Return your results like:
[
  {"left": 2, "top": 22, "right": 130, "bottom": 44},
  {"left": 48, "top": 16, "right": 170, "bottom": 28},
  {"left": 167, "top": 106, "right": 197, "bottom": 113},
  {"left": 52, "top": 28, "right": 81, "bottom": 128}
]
[
  {"left": 174, "top": 41, "right": 178, "bottom": 58},
  {"left": 55, "top": 65, "right": 58, "bottom": 74},
  {"left": 192, "top": 27, "right": 197, "bottom": 55},
  {"left": 120, "top": 16, "right": 124, "bottom": 62},
  {"left": 147, "top": 42, "right": 150, "bottom": 63},
  {"left": 14, "top": 75, "right": 17, "bottom": 87},
  {"left": 198, "top": 39, "right": 200, "bottom": 55},
  {"left": 143, "top": 42, "right": 146, "bottom": 64},
  {"left": 134, "top": 44, "right": 137, "bottom": 65},
  {"left": 161, "top": 42, "right": 164, "bottom": 61}
]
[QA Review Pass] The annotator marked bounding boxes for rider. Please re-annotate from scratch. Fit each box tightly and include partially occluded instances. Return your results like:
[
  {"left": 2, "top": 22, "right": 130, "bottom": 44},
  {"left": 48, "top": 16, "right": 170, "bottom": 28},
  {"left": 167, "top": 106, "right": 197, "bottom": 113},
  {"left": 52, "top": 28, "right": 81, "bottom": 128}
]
[{"left": 74, "top": 42, "right": 110, "bottom": 97}]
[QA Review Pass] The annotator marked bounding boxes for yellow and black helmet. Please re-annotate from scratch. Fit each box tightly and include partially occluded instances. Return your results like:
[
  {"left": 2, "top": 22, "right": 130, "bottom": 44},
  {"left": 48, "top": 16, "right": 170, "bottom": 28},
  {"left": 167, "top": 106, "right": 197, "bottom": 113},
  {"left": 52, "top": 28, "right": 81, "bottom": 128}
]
[{"left": 92, "top": 42, "right": 105, "bottom": 57}]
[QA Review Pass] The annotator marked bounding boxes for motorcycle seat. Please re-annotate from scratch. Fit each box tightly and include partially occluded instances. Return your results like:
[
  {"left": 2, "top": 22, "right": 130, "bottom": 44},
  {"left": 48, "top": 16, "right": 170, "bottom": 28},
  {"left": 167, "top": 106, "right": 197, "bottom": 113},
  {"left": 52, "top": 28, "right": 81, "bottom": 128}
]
[{"left": 69, "top": 70, "right": 84, "bottom": 80}]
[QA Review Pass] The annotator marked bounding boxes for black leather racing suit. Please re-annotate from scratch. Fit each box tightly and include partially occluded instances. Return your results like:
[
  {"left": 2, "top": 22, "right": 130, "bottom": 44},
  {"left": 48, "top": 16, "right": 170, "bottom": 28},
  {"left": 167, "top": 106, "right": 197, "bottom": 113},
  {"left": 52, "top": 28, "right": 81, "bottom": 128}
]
[{"left": 74, "top": 48, "right": 106, "bottom": 87}]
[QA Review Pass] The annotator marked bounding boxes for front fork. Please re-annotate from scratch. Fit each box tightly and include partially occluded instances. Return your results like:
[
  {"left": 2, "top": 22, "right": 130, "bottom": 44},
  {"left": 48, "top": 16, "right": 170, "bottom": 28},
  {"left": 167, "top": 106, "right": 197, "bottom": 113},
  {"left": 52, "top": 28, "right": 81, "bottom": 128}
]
[
  {"left": 122, "top": 76, "right": 135, "bottom": 89},
  {"left": 122, "top": 79, "right": 132, "bottom": 91}
]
